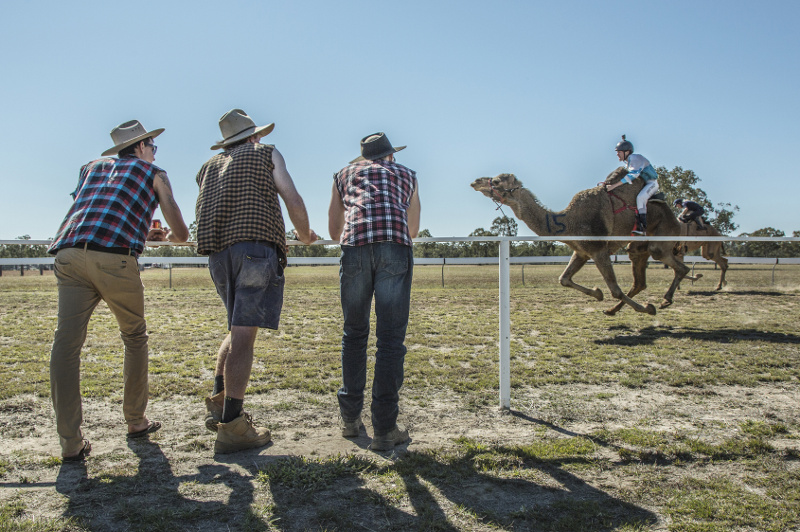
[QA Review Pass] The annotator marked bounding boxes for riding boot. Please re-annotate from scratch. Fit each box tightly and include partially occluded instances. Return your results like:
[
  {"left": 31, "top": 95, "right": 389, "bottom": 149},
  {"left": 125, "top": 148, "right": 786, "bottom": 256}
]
[{"left": 632, "top": 213, "right": 647, "bottom": 235}]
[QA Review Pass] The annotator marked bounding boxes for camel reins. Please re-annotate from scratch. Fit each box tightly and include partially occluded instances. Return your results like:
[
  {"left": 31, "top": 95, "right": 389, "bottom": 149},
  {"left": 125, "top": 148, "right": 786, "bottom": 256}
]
[{"left": 606, "top": 189, "right": 639, "bottom": 215}]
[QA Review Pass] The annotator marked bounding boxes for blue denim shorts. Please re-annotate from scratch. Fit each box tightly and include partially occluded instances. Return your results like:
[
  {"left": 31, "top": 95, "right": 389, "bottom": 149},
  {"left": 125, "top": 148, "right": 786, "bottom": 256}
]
[{"left": 208, "top": 241, "right": 285, "bottom": 330}]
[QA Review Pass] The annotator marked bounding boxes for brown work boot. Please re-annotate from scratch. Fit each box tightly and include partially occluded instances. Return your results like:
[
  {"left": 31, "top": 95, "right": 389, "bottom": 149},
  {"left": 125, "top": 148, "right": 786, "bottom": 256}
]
[
  {"left": 214, "top": 413, "right": 271, "bottom": 454},
  {"left": 204, "top": 392, "right": 224, "bottom": 432},
  {"left": 369, "top": 424, "right": 410, "bottom": 451}
]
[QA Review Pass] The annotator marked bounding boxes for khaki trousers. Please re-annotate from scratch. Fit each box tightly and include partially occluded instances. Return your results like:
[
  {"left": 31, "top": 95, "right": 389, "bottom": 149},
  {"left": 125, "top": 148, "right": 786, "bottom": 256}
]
[{"left": 50, "top": 247, "right": 149, "bottom": 454}]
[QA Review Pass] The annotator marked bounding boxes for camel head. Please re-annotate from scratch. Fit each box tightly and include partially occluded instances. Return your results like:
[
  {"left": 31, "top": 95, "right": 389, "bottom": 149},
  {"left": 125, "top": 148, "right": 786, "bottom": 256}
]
[{"left": 470, "top": 173, "right": 524, "bottom": 204}]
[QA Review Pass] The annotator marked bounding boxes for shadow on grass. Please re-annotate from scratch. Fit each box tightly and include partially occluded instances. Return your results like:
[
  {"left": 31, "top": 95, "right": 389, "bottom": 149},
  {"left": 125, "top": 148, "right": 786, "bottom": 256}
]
[
  {"left": 598, "top": 326, "right": 800, "bottom": 346},
  {"left": 685, "top": 290, "right": 787, "bottom": 297},
  {"left": 238, "top": 443, "right": 658, "bottom": 531},
  {"left": 55, "top": 439, "right": 265, "bottom": 531}
]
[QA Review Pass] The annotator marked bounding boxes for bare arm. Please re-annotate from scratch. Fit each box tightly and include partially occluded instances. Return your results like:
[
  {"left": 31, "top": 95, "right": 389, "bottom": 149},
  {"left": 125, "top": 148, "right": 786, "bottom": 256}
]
[
  {"left": 271, "top": 148, "right": 318, "bottom": 245},
  {"left": 407, "top": 187, "right": 421, "bottom": 239},
  {"left": 328, "top": 181, "right": 345, "bottom": 242},
  {"left": 153, "top": 172, "right": 190, "bottom": 243}
]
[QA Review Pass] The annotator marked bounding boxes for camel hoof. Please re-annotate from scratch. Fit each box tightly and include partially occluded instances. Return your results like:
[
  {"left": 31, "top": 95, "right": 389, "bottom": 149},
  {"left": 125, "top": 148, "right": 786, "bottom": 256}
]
[
  {"left": 659, "top": 299, "right": 673, "bottom": 309},
  {"left": 696, "top": 273, "right": 703, "bottom": 280},
  {"left": 603, "top": 308, "right": 618, "bottom": 316},
  {"left": 592, "top": 288, "right": 604, "bottom": 301},
  {"left": 645, "top": 304, "right": 657, "bottom": 315}
]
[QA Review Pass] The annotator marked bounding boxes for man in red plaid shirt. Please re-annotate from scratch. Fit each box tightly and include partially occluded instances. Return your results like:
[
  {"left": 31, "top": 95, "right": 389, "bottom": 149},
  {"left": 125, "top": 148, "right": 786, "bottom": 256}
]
[{"left": 328, "top": 132, "right": 421, "bottom": 451}]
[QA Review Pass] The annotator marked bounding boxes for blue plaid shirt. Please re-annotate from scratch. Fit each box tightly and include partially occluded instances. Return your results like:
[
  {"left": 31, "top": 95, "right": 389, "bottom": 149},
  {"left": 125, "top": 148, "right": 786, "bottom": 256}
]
[{"left": 48, "top": 156, "right": 161, "bottom": 255}]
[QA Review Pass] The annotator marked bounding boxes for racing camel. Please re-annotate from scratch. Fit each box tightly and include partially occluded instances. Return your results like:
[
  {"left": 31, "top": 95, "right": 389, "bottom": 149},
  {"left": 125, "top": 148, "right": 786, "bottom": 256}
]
[{"left": 471, "top": 168, "right": 701, "bottom": 315}]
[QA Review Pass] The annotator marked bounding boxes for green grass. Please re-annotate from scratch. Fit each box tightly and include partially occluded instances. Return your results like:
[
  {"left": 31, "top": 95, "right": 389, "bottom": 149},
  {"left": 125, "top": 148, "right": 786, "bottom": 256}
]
[{"left": 2, "top": 264, "right": 799, "bottom": 400}]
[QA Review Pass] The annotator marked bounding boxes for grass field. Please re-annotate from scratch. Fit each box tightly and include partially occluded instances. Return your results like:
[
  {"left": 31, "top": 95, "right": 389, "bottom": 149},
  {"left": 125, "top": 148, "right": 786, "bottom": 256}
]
[{"left": 1, "top": 263, "right": 799, "bottom": 531}]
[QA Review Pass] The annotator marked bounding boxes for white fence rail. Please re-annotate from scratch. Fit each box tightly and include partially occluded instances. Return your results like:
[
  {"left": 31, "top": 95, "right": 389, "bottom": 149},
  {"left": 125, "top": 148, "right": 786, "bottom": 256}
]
[{"left": 3, "top": 236, "right": 800, "bottom": 410}]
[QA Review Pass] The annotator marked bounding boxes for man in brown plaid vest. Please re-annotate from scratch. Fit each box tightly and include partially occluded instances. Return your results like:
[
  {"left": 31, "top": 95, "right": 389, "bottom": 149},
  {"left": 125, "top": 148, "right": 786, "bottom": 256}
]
[{"left": 195, "top": 109, "right": 318, "bottom": 454}]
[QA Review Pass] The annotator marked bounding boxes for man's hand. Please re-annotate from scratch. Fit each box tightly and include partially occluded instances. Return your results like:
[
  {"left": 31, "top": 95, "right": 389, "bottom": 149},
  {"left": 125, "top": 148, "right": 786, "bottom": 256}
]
[
  {"left": 147, "top": 227, "right": 168, "bottom": 242},
  {"left": 292, "top": 228, "right": 319, "bottom": 245}
]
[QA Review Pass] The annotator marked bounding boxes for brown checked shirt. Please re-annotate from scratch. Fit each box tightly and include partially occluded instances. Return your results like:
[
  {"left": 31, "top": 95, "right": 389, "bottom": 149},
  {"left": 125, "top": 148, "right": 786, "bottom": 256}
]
[{"left": 195, "top": 143, "right": 287, "bottom": 263}]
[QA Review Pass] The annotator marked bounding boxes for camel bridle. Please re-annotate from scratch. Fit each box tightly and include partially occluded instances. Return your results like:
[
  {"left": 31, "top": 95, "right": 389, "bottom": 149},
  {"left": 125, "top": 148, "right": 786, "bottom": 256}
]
[{"left": 488, "top": 179, "right": 520, "bottom": 217}]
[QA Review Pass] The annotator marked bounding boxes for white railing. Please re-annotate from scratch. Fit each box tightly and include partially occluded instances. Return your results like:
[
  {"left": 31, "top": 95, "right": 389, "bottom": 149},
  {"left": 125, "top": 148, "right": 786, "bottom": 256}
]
[{"left": 3, "top": 235, "right": 800, "bottom": 410}]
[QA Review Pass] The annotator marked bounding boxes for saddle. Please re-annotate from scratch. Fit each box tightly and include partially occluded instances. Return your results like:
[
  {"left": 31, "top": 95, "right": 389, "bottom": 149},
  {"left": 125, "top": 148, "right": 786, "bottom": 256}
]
[{"left": 647, "top": 192, "right": 667, "bottom": 204}]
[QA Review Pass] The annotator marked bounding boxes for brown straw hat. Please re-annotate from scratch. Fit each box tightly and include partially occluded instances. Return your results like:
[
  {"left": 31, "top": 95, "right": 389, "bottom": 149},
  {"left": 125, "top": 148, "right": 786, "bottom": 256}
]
[
  {"left": 349, "top": 132, "right": 406, "bottom": 164},
  {"left": 211, "top": 109, "right": 275, "bottom": 150},
  {"left": 101, "top": 120, "right": 164, "bottom": 156}
]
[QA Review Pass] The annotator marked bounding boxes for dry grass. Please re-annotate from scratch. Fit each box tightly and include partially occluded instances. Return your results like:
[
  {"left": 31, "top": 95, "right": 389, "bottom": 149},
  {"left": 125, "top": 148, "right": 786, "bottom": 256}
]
[{"left": 1, "top": 263, "right": 799, "bottom": 531}]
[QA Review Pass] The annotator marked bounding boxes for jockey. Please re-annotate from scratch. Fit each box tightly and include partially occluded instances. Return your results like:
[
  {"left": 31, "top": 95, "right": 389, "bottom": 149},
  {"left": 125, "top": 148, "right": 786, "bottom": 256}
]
[
  {"left": 605, "top": 135, "right": 659, "bottom": 235},
  {"left": 674, "top": 198, "right": 706, "bottom": 230}
]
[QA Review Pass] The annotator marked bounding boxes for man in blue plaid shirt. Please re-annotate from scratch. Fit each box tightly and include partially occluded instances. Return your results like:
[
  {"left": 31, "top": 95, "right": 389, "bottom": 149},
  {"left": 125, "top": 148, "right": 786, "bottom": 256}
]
[
  {"left": 329, "top": 132, "right": 421, "bottom": 451},
  {"left": 48, "top": 120, "right": 189, "bottom": 461}
]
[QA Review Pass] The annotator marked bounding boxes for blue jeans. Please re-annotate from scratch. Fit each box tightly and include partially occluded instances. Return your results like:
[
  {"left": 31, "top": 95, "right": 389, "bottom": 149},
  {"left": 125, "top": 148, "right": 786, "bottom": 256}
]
[{"left": 337, "top": 242, "right": 413, "bottom": 435}]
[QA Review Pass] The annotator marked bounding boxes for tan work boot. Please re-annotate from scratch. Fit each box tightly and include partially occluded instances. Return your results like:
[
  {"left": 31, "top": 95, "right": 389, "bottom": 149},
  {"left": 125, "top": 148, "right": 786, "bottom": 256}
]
[
  {"left": 341, "top": 415, "right": 363, "bottom": 438},
  {"left": 205, "top": 392, "right": 224, "bottom": 432},
  {"left": 214, "top": 413, "right": 271, "bottom": 454},
  {"left": 369, "top": 424, "right": 409, "bottom": 451}
]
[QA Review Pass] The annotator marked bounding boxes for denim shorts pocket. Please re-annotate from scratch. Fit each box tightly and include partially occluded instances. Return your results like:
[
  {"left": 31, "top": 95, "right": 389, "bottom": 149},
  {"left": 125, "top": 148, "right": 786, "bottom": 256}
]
[{"left": 239, "top": 256, "right": 271, "bottom": 289}]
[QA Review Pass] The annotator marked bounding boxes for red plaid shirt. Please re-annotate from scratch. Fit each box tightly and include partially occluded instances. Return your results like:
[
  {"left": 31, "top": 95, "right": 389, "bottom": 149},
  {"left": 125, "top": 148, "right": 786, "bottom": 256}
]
[{"left": 333, "top": 160, "right": 417, "bottom": 247}]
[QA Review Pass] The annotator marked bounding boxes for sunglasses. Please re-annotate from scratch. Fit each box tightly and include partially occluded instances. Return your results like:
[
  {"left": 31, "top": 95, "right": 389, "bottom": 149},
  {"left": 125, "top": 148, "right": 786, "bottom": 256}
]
[{"left": 145, "top": 143, "right": 158, "bottom": 154}]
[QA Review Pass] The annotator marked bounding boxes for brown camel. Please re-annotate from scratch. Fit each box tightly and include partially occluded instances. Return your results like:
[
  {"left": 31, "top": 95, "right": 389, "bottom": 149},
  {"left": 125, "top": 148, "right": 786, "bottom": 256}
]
[
  {"left": 471, "top": 168, "right": 701, "bottom": 315},
  {"left": 677, "top": 222, "right": 728, "bottom": 290}
]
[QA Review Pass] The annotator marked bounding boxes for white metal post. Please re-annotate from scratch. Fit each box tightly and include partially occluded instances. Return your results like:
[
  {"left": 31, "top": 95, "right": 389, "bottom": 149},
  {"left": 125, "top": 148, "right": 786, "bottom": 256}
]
[{"left": 499, "top": 240, "right": 511, "bottom": 409}]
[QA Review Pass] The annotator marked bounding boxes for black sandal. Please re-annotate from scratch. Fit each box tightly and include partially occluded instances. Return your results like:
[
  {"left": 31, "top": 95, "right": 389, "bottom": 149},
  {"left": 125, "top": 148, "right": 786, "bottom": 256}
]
[
  {"left": 127, "top": 420, "right": 162, "bottom": 439},
  {"left": 62, "top": 439, "right": 91, "bottom": 462}
]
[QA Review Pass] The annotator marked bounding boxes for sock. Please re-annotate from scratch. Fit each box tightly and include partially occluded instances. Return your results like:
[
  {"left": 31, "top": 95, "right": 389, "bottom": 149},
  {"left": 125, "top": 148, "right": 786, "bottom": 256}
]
[
  {"left": 213, "top": 375, "right": 224, "bottom": 396},
  {"left": 222, "top": 397, "right": 244, "bottom": 423}
]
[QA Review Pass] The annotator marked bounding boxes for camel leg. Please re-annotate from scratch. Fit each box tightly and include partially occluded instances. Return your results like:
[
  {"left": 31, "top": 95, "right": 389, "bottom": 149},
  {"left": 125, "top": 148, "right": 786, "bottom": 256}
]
[
  {"left": 652, "top": 247, "right": 702, "bottom": 309},
  {"left": 604, "top": 251, "right": 649, "bottom": 316},
  {"left": 559, "top": 252, "right": 604, "bottom": 301},
  {"left": 703, "top": 244, "right": 728, "bottom": 290},
  {"left": 593, "top": 253, "right": 656, "bottom": 315}
]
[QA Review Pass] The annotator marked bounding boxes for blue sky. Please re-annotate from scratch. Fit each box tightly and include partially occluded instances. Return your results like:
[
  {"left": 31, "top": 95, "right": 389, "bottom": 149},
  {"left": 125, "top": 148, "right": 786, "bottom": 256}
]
[{"left": 1, "top": 1, "right": 798, "bottom": 240}]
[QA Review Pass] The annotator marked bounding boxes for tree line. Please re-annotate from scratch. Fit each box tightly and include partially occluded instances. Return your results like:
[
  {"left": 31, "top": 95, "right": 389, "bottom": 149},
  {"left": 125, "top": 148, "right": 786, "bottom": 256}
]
[{"left": 3, "top": 167, "right": 798, "bottom": 259}]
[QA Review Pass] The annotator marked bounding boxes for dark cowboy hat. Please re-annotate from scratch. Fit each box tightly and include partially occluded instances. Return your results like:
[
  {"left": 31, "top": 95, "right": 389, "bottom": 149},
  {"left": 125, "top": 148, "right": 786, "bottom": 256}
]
[{"left": 349, "top": 132, "right": 406, "bottom": 164}]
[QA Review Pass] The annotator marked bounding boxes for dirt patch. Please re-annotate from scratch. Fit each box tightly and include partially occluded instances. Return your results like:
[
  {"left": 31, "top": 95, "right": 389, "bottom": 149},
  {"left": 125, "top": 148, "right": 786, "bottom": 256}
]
[{"left": 2, "top": 383, "right": 798, "bottom": 530}]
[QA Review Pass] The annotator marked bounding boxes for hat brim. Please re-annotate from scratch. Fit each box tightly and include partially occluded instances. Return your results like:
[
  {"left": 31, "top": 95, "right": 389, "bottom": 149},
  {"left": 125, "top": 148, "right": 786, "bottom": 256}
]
[
  {"left": 101, "top": 128, "right": 164, "bottom": 157},
  {"left": 349, "top": 145, "right": 406, "bottom": 164},
  {"left": 211, "top": 123, "right": 274, "bottom": 150}
]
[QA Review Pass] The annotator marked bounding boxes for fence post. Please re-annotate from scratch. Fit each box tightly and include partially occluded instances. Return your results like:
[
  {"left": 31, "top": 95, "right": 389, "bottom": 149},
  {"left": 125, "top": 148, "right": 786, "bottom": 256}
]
[
  {"left": 499, "top": 240, "right": 511, "bottom": 410},
  {"left": 773, "top": 258, "right": 778, "bottom": 285}
]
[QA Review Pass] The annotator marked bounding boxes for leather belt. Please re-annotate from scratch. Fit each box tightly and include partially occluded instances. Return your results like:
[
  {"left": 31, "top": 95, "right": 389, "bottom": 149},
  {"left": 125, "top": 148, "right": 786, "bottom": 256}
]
[{"left": 70, "top": 242, "right": 137, "bottom": 257}]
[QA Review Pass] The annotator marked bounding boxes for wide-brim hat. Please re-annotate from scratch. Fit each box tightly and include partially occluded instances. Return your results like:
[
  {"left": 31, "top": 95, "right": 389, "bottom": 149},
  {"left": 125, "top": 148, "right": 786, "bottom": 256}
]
[
  {"left": 101, "top": 120, "right": 164, "bottom": 156},
  {"left": 211, "top": 108, "right": 274, "bottom": 150},
  {"left": 349, "top": 132, "right": 406, "bottom": 164}
]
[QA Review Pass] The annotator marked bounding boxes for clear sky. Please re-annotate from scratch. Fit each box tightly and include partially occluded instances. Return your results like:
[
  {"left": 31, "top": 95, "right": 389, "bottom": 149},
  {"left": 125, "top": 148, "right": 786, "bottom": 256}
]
[{"left": 1, "top": 1, "right": 798, "bottom": 241}]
